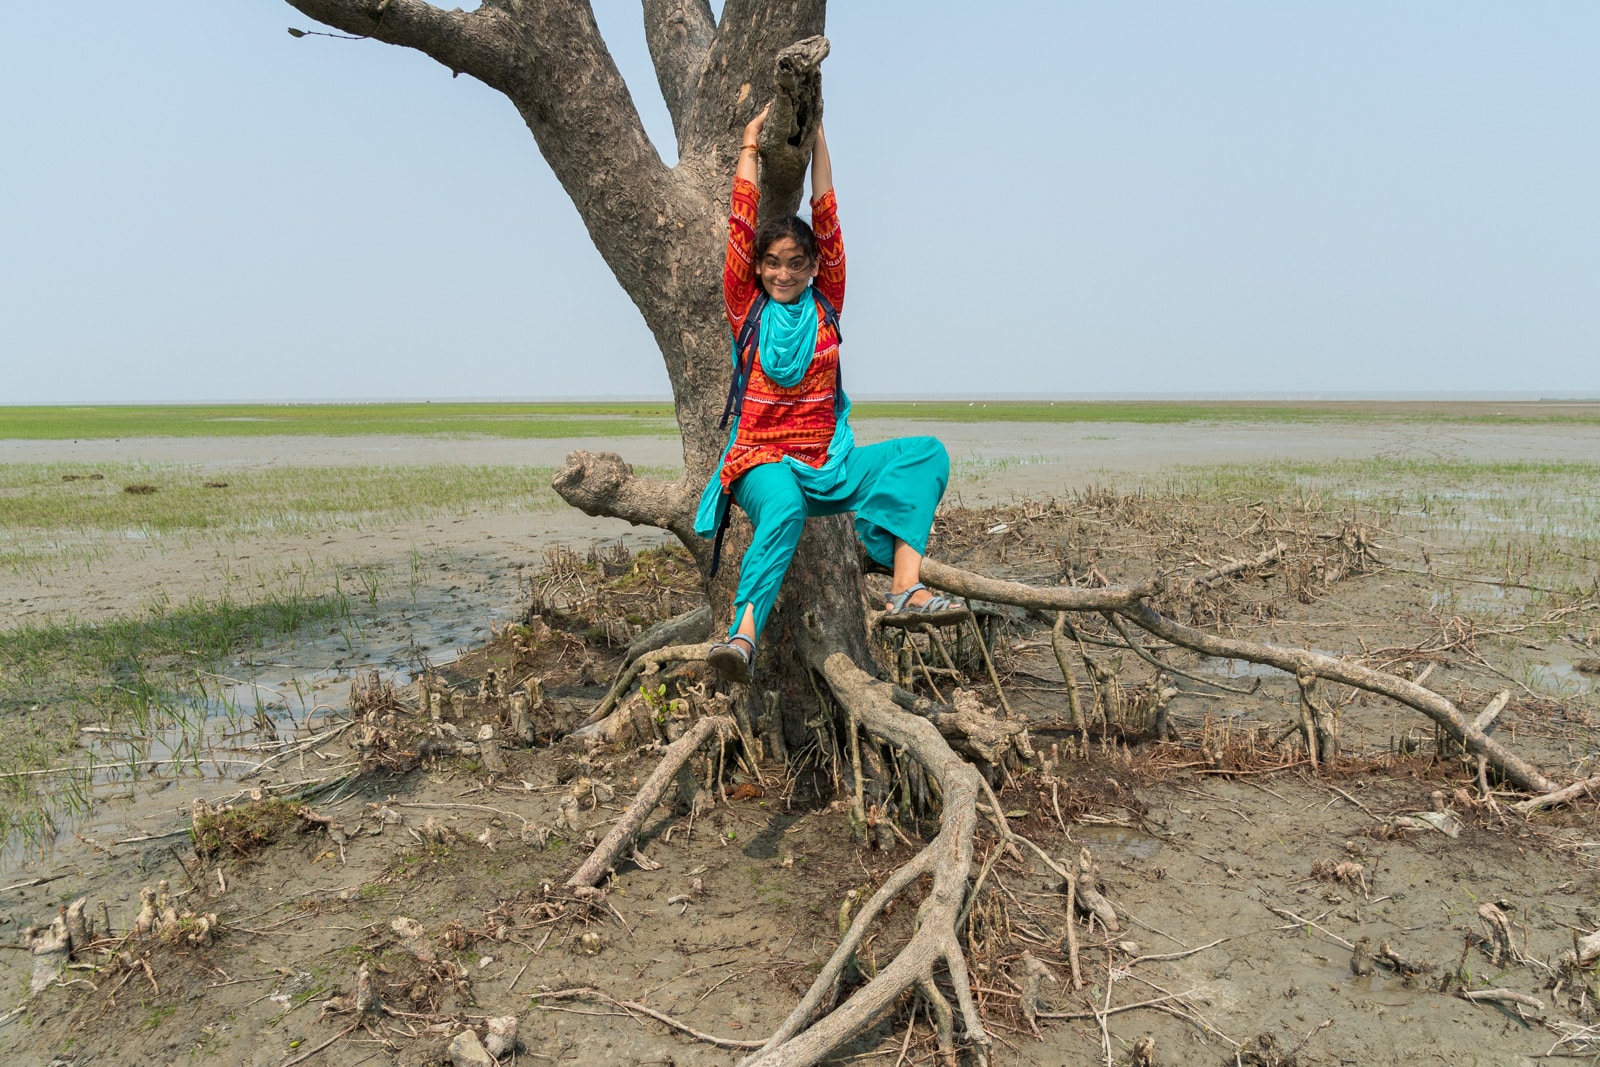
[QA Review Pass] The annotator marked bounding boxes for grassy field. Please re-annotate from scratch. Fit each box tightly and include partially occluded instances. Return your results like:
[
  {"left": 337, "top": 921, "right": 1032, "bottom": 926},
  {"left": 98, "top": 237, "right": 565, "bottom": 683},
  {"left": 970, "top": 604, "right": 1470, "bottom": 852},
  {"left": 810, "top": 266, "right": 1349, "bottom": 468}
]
[
  {"left": 0, "top": 463, "right": 564, "bottom": 536},
  {"left": 1159, "top": 456, "right": 1600, "bottom": 598},
  {"left": 4, "top": 399, "right": 1599, "bottom": 439},
  {"left": 0, "top": 403, "right": 678, "bottom": 440}
]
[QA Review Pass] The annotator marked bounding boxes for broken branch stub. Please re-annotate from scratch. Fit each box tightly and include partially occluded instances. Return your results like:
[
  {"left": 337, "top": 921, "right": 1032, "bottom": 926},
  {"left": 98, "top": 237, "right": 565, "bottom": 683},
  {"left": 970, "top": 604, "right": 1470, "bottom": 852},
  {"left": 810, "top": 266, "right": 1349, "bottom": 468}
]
[{"left": 756, "top": 36, "right": 830, "bottom": 218}]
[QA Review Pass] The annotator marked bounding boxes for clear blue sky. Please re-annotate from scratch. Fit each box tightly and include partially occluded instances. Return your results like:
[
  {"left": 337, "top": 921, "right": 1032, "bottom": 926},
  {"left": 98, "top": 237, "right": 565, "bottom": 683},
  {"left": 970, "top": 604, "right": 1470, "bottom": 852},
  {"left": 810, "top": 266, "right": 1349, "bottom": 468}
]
[{"left": 3, "top": 3, "right": 1596, "bottom": 403}]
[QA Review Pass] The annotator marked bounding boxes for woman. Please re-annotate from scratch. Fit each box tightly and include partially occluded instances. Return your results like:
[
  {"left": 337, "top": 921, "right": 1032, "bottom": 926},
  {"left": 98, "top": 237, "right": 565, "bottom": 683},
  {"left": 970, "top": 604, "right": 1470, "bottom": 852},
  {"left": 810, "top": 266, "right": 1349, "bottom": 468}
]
[{"left": 695, "top": 103, "right": 955, "bottom": 685}]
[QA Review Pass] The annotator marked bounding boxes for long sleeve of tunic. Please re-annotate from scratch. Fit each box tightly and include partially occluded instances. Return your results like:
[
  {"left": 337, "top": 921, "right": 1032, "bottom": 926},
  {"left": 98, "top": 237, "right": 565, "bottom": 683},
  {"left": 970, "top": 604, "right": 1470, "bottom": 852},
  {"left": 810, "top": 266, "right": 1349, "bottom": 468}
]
[{"left": 719, "top": 177, "right": 845, "bottom": 489}]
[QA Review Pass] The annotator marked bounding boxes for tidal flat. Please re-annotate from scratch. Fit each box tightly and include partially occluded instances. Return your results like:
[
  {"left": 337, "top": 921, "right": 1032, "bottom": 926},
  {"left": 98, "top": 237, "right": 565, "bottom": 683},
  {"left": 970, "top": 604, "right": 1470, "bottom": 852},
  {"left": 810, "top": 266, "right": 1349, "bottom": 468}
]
[{"left": 0, "top": 404, "right": 1597, "bottom": 1065}]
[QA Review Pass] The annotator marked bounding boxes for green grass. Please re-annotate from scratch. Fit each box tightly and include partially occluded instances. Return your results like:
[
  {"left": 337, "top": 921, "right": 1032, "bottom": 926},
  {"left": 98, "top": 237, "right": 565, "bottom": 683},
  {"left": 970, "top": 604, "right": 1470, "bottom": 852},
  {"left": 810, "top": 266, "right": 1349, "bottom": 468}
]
[
  {"left": 0, "top": 402, "right": 677, "bottom": 440},
  {"left": 0, "top": 463, "right": 565, "bottom": 538},
  {"left": 0, "top": 590, "right": 356, "bottom": 853},
  {"left": 5, "top": 399, "right": 1598, "bottom": 440},
  {"left": 1158, "top": 457, "right": 1600, "bottom": 599},
  {"left": 851, "top": 400, "right": 1600, "bottom": 425}
]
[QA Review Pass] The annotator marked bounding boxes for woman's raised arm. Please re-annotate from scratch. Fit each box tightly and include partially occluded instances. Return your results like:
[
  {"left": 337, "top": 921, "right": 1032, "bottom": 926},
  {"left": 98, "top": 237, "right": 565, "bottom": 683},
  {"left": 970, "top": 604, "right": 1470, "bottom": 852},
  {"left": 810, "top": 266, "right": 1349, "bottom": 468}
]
[
  {"left": 736, "top": 103, "right": 769, "bottom": 185},
  {"left": 809, "top": 122, "right": 832, "bottom": 200}
]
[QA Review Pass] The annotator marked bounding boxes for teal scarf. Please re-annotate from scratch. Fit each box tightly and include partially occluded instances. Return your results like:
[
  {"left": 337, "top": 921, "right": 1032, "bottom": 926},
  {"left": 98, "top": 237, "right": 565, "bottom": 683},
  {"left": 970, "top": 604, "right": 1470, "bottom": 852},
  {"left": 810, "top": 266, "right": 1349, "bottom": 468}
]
[
  {"left": 694, "top": 285, "right": 853, "bottom": 541},
  {"left": 756, "top": 288, "right": 819, "bottom": 386}
]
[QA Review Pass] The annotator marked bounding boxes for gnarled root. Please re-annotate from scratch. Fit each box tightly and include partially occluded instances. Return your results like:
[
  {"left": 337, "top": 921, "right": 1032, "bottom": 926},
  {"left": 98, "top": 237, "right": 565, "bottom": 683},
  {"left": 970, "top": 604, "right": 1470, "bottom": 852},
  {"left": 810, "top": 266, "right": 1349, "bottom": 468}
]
[
  {"left": 740, "top": 653, "right": 989, "bottom": 1067},
  {"left": 576, "top": 641, "right": 714, "bottom": 736},
  {"left": 922, "top": 558, "right": 1561, "bottom": 795}
]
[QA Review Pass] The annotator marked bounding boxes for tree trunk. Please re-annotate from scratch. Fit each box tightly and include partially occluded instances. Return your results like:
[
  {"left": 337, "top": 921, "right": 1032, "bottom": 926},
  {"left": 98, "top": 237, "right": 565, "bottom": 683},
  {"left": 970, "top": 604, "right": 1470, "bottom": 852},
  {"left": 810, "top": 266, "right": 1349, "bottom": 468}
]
[{"left": 275, "top": 6, "right": 1584, "bottom": 1064}]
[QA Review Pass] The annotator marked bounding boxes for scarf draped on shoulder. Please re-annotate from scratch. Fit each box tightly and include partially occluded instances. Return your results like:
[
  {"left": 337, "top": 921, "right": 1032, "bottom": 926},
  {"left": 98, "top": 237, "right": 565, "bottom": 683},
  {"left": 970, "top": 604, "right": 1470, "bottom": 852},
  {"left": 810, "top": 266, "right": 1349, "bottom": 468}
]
[{"left": 755, "top": 288, "right": 818, "bottom": 387}]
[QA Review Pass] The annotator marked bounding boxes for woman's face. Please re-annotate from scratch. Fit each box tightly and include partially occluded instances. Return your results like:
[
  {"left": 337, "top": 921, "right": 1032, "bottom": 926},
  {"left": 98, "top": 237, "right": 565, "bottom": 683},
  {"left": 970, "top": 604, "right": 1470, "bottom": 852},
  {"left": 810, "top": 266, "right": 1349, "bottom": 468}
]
[{"left": 757, "top": 236, "right": 816, "bottom": 304}]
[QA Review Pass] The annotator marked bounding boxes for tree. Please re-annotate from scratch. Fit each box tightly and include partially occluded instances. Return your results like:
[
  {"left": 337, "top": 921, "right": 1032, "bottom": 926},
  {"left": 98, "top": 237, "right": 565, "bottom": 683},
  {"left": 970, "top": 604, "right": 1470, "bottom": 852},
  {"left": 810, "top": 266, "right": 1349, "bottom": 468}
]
[{"left": 280, "top": 4, "right": 1586, "bottom": 1064}]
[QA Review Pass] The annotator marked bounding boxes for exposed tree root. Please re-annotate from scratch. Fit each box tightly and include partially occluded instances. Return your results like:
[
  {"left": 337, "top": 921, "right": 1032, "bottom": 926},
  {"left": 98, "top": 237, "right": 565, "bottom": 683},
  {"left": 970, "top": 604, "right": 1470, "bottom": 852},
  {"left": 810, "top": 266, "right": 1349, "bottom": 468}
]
[
  {"left": 922, "top": 559, "right": 1561, "bottom": 794},
  {"left": 558, "top": 541, "right": 1580, "bottom": 1066},
  {"left": 567, "top": 714, "right": 731, "bottom": 889},
  {"left": 1512, "top": 774, "right": 1600, "bottom": 815},
  {"left": 1113, "top": 600, "right": 1556, "bottom": 793},
  {"left": 535, "top": 987, "right": 764, "bottom": 1050},
  {"left": 739, "top": 653, "right": 988, "bottom": 1067},
  {"left": 576, "top": 640, "right": 715, "bottom": 733}
]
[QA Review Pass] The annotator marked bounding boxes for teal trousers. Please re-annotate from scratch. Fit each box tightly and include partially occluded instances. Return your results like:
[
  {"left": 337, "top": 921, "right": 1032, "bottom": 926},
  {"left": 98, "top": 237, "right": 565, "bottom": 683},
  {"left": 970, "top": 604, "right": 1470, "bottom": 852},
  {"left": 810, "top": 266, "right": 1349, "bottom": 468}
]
[{"left": 729, "top": 436, "right": 949, "bottom": 639}]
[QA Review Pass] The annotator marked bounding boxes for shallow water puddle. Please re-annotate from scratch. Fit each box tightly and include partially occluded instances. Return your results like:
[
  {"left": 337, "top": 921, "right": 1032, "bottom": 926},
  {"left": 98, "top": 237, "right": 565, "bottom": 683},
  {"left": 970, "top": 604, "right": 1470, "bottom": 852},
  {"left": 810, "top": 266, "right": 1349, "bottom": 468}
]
[
  {"left": 0, "top": 581, "right": 519, "bottom": 885},
  {"left": 1074, "top": 822, "right": 1163, "bottom": 862}
]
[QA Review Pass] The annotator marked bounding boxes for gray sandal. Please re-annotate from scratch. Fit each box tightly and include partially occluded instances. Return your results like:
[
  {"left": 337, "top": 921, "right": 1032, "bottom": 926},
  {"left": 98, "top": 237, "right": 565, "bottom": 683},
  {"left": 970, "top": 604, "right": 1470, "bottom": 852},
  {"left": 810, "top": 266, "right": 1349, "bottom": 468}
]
[
  {"left": 707, "top": 634, "right": 756, "bottom": 685},
  {"left": 885, "top": 583, "right": 959, "bottom": 614}
]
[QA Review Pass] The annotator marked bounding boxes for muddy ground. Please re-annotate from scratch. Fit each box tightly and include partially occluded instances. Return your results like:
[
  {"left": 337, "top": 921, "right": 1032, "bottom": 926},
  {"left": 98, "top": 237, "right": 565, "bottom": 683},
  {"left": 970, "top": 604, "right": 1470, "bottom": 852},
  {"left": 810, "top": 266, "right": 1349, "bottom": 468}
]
[{"left": 2, "top": 420, "right": 1599, "bottom": 1067}]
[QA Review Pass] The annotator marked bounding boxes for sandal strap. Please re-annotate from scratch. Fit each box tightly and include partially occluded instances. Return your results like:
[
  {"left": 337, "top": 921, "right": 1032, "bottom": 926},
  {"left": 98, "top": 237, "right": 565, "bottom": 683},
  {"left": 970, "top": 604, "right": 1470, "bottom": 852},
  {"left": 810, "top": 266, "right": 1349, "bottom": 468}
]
[{"left": 885, "top": 584, "right": 928, "bottom": 612}]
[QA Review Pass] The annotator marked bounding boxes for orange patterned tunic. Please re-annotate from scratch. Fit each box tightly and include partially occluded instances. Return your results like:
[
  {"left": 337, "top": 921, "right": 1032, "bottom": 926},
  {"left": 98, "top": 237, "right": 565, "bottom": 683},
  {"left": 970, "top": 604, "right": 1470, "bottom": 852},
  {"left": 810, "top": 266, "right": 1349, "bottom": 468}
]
[{"left": 719, "top": 176, "right": 845, "bottom": 490}]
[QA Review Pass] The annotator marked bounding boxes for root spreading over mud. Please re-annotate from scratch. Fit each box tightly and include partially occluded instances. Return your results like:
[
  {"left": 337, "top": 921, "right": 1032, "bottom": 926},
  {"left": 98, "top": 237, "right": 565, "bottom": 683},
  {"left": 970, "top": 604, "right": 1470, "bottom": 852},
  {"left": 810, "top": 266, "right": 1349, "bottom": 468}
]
[{"left": 3, "top": 486, "right": 1599, "bottom": 1066}]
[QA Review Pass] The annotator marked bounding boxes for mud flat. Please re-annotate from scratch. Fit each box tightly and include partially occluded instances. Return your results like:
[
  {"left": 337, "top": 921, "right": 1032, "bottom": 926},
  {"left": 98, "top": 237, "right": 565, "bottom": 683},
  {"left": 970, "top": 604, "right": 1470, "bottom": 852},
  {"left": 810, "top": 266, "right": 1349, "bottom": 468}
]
[
  {"left": 0, "top": 416, "right": 1597, "bottom": 1065},
  {"left": 5, "top": 416, "right": 1598, "bottom": 622}
]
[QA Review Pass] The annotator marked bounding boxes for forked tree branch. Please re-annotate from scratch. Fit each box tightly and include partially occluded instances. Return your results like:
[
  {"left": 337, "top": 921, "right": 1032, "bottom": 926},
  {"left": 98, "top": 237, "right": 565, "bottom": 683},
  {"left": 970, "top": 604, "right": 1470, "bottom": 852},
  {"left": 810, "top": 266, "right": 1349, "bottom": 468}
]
[{"left": 642, "top": 0, "right": 716, "bottom": 147}]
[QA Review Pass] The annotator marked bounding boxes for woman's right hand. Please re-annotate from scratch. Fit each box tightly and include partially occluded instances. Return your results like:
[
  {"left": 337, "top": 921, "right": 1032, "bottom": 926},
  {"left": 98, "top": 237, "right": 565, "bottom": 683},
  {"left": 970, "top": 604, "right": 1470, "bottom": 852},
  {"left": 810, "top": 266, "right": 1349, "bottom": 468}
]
[{"left": 743, "top": 102, "right": 771, "bottom": 146}]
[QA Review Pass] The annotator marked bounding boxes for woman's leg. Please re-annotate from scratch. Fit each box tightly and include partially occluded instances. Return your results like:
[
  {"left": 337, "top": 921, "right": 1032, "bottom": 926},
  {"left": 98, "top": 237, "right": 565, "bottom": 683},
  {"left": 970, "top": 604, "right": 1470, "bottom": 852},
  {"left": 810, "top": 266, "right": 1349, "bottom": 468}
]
[
  {"left": 728, "top": 462, "right": 808, "bottom": 642},
  {"left": 891, "top": 539, "right": 934, "bottom": 607},
  {"left": 807, "top": 436, "right": 951, "bottom": 606}
]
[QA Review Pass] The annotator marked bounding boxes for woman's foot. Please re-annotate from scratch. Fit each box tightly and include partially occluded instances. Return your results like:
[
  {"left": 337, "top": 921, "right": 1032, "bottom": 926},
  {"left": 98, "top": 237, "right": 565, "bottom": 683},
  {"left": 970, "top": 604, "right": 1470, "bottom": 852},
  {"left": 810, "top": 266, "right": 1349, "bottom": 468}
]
[
  {"left": 707, "top": 633, "right": 757, "bottom": 685},
  {"left": 885, "top": 583, "right": 958, "bottom": 614}
]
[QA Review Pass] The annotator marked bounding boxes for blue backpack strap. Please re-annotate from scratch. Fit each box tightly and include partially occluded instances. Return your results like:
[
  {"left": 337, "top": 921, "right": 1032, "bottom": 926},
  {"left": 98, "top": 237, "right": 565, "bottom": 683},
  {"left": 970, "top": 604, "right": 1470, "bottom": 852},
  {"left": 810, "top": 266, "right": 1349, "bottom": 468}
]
[
  {"left": 814, "top": 290, "right": 844, "bottom": 416},
  {"left": 720, "top": 292, "right": 769, "bottom": 431},
  {"left": 708, "top": 492, "right": 734, "bottom": 577},
  {"left": 814, "top": 289, "right": 842, "bottom": 342}
]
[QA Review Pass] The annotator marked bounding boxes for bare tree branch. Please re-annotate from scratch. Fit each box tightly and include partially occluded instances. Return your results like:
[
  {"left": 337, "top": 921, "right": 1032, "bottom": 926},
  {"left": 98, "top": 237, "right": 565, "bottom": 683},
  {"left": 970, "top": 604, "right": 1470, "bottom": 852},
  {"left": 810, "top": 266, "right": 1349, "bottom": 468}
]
[
  {"left": 286, "top": 0, "right": 693, "bottom": 324},
  {"left": 643, "top": 0, "right": 716, "bottom": 147},
  {"left": 283, "top": 0, "right": 518, "bottom": 86}
]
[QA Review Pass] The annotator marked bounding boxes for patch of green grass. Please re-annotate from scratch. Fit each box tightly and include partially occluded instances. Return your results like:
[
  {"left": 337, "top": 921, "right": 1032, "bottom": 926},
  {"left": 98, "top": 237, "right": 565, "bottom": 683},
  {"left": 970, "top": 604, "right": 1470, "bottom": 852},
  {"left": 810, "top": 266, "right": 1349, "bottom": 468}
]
[
  {"left": 6, "top": 400, "right": 1598, "bottom": 441},
  {"left": 140, "top": 1003, "right": 178, "bottom": 1031},
  {"left": 0, "top": 591, "right": 354, "bottom": 853},
  {"left": 0, "top": 403, "right": 678, "bottom": 440},
  {"left": 852, "top": 400, "right": 1600, "bottom": 425},
  {"left": 0, "top": 463, "right": 569, "bottom": 538},
  {"left": 192, "top": 797, "right": 300, "bottom": 857},
  {"left": 1159, "top": 456, "right": 1600, "bottom": 606}
]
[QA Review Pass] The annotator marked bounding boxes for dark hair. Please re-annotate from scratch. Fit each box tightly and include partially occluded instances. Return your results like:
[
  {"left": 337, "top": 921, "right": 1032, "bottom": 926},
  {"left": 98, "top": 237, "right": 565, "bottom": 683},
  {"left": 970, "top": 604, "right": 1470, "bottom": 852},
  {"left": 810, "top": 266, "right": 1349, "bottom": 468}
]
[{"left": 753, "top": 215, "right": 817, "bottom": 267}]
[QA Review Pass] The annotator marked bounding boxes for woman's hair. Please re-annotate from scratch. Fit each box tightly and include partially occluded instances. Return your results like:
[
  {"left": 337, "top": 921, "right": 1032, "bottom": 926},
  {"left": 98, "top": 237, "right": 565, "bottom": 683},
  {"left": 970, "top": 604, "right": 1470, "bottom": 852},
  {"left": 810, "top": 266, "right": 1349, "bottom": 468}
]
[{"left": 753, "top": 215, "right": 817, "bottom": 268}]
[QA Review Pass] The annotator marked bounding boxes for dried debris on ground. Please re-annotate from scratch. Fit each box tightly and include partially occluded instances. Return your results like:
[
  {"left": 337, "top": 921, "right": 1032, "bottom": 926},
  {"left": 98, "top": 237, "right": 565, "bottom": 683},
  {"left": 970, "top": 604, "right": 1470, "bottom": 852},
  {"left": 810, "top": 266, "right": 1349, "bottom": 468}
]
[{"left": 2, "top": 486, "right": 1598, "bottom": 1066}]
